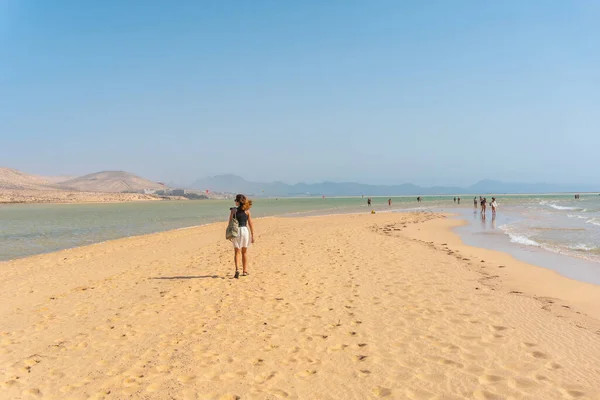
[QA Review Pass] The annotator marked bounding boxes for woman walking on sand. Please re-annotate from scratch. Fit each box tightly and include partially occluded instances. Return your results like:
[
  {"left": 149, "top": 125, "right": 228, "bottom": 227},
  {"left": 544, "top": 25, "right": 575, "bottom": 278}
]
[{"left": 229, "top": 194, "right": 255, "bottom": 279}]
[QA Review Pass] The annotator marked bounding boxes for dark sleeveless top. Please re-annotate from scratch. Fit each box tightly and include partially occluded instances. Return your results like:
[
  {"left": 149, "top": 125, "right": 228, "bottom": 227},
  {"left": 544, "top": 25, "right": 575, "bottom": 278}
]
[{"left": 235, "top": 208, "right": 248, "bottom": 227}]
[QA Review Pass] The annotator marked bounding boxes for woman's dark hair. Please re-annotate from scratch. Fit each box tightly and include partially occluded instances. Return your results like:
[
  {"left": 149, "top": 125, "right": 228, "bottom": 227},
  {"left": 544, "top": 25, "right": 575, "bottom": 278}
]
[{"left": 235, "top": 194, "right": 253, "bottom": 211}]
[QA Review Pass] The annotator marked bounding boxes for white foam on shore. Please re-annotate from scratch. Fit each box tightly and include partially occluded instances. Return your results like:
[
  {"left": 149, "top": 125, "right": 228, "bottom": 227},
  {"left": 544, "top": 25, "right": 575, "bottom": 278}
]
[
  {"left": 539, "top": 200, "right": 585, "bottom": 211},
  {"left": 586, "top": 218, "right": 600, "bottom": 227},
  {"left": 548, "top": 204, "right": 579, "bottom": 211},
  {"left": 568, "top": 243, "right": 597, "bottom": 251},
  {"left": 499, "top": 224, "right": 541, "bottom": 247},
  {"left": 507, "top": 233, "right": 541, "bottom": 247}
]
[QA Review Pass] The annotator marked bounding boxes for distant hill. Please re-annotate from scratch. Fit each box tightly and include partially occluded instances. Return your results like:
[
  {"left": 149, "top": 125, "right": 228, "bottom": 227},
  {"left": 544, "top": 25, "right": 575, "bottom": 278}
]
[
  {"left": 37, "top": 175, "right": 75, "bottom": 184},
  {"left": 0, "top": 167, "right": 58, "bottom": 190},
  {"left": 59, "top": 171, "right": 166, "bottom": 193},
  {"left": 192, "top": 175, "right": 599, "bottom": 197}
]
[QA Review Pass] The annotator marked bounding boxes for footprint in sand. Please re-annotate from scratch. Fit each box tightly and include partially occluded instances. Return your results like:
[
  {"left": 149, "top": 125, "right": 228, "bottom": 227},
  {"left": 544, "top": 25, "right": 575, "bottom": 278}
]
[
  {"left": 218, "top": 395, "right": 241, "bottom": 400},
  {"left": 254, "top": 371, "right": 276, "bottom": 384},
  {"left": 489, "top": 325, "right": 508, "bottom": 332},
  {"left": 473, "top": 389, "right": 503, "bottom": 400},
  {"left": 508, "top": 377, "right": 539, "bottom": 390},
  {"left": 372, "top": 386, "right": 392, "bottom": 397},
  {"left": 530, "top": 351, "right": 551, "bottom": 359},
  {"left": 21, "top": 388, "right": 42, "bottom": 397},
  {"left": 478, "top": 374, "right": 503, "bottom": 384},
  {"left": 438, "top": 358, "right": 463, "bottom": 368},
  {"left": 268, "top": 389, "right": 289, "bottom": 398},
  {"left": 295, "top": 369, "right": 317, "bottom": 378}
]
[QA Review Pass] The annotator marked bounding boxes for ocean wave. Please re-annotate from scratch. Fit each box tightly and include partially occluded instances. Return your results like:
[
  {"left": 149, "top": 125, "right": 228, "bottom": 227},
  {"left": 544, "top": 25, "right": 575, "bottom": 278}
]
[
  {"left": 539, "top": 200, "right": 582, "bottom": 211},
  {"left": 507, "top": 234, "right": 541, "bottom": 247},
  {"left": 499, "top": 223, "right": 542, "bottom": 247},
  {"left": 586, "top": 218, "right": 600, "bottom": 227},
  {"left": 548, "top": 204, "right": 579, "bottom": 211},
  {"left": 568, "top": 243, "right": 597, "bottom": 251},
  {"left": 567, "top": 214, "right": 587, "bottom": 219}
]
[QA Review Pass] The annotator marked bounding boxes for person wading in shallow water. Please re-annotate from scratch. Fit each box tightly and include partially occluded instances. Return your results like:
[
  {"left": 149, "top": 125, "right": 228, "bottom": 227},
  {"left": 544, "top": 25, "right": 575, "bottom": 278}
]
[{"left": 229, "top": 194, "right": 255, "bottom": 279}]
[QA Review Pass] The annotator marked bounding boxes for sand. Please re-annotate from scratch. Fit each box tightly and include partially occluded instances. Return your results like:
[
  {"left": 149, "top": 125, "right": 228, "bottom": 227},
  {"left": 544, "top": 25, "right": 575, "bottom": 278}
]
[
  {"left": 0, "top": 190, "right": 165, "bottom": 204},
  {"left": 1, "top": 212, "right": 599, "bottom": 399}
]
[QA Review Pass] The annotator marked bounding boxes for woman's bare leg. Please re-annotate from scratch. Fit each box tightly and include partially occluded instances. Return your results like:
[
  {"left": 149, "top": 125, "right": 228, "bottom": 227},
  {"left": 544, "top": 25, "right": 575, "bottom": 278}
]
[
  {"left": 234, "top": 248, "right": 241, "bottom": 272},
  {"left": 241, "top": 247, "right": 249, "bottom": 274}
]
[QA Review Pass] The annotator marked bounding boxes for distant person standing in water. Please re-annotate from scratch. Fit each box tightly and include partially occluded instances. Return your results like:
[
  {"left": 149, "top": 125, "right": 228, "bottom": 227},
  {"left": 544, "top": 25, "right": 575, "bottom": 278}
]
[
  {"left": 491, "top": 197, "right": 498, "bottom": 216},
  {"left": 229, "top": 194, "right": 255, "bottom": 279},
  {"left": 474, "top": 197, "right": 478, "bottom": 209},
  {"left": 388, "top": 198, "right": 392, "bottom": 207},
  {"left": 454, "top": 197, "right": 456, "bottom": 203},
  {"left": 480, "top": 197, "right": 487, "bottom": 214},
  {"left": 457, "top": 196, "right": 461, "bottom": 204},
  {"left": 367, "top": 198, "right": 372, "bottom": 207}
]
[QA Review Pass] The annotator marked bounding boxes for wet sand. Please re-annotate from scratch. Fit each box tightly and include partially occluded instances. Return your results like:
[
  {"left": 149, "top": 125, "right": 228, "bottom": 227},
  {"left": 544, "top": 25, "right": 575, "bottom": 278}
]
[{"left": 1, "top": 212, "right": 599, "bottom": 399}]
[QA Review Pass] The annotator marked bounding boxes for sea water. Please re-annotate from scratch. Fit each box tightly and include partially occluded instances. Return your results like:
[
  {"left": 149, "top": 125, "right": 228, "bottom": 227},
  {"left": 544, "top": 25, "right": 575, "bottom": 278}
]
[{"left": 0, "top": 196, "right": 423, "bottom": 261}]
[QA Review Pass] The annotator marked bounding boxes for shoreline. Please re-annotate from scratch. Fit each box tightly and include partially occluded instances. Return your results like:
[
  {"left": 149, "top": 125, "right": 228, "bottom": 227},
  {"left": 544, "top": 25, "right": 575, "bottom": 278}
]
[
  {"left": 401, "top": 216, "right": 600, "bottom": 329},
  {"left": 1, "top": 212, "right": 599, "bottom": 398}
]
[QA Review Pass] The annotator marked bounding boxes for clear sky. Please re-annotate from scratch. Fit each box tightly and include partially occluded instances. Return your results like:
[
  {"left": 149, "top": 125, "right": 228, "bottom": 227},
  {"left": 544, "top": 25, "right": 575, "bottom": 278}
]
[{"left": 1, "top": 1, "right": 599, "bottom": 187}]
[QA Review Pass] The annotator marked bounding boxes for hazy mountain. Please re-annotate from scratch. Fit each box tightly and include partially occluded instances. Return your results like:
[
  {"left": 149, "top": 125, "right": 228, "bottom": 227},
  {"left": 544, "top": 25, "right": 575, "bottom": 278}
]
[
  {"left": 192, "top": 175, "right": 598, "bottom": 197},
  {"left": 59, "top": 171, "right": 166, "bottom": 193},
  {"left": 192, "top": 175, "right": 463, "bottom": 196},
  {"left": 0, "top": 167, "right": 59, "bottom": 190}
]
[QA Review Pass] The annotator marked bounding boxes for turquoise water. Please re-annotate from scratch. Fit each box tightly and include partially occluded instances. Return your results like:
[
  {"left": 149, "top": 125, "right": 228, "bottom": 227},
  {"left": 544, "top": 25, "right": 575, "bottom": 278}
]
[
  {"left": 1, "top": 194, "right": 599, "bottom": 263},
  {"left": 0, "top": 196, "right": 418, "bottom": 261}
]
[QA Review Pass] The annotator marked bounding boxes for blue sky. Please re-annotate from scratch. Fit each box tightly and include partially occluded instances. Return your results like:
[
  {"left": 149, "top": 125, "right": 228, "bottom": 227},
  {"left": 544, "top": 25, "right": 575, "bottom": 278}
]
[{"left": 1, "top": 1, "right": 599, "bottom": 186}]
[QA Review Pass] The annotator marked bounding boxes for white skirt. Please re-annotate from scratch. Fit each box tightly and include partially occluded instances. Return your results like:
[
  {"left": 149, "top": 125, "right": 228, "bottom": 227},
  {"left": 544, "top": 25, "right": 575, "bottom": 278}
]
[{"left": 232, "top": 226, "right": 251, "bottom": 249}]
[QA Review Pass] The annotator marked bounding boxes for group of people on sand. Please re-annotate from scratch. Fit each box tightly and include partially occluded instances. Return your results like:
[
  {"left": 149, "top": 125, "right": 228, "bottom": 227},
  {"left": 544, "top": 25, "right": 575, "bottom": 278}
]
[{"left": 474, "top": 196, "right": 498, "bottom": 216}]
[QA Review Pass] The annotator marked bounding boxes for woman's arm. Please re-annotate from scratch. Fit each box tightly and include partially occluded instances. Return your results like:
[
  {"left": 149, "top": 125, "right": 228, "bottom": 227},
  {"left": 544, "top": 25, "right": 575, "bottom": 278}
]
[
  {"left": 229, "top": 208, "right": 235, "bottom": 222},
  {"left": 247, "top": 211, "right": 255, "bottom": 243}
]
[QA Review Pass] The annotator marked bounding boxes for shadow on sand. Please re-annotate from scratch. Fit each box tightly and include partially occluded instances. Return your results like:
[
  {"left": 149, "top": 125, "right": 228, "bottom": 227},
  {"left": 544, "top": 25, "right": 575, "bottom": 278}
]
[{"left": 150, "top": 275, "right": 222, "bottom": 280}]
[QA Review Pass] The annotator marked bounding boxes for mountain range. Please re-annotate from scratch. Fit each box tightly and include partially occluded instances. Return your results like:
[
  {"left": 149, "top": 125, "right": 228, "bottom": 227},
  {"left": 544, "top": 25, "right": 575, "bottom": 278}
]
[
  {"left": 0, "top": 168, "right": 166, "bottom": 193},
  {"left": 3, "top": 167, "right": 597, "bottom": 197},
  {"left": 191, "top": 175, "right": 599, "bottom": 196}
]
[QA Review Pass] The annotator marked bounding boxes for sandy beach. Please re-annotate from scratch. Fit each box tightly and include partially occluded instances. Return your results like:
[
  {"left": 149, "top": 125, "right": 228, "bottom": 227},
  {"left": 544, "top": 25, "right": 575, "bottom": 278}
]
[{"left": 1, "top": 212, "right": 599, "bottom": 400}]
